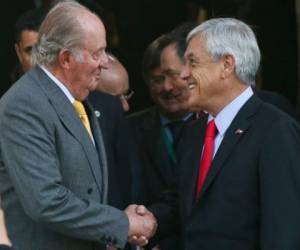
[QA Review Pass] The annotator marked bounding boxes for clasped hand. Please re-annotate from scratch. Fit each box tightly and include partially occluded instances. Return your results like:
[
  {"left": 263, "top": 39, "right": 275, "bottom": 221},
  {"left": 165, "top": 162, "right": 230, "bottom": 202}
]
[{"left": 124, "top": 204, "right": 157, "bottom": 246}]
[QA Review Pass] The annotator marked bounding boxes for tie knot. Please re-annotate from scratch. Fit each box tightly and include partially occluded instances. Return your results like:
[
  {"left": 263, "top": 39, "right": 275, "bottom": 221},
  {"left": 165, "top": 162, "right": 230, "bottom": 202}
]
[
  {"left": 206, "top": 119, "right": 217, "bottom": 138},
  {"left": 167, "top": 120, "right": 184, "bottom": 132},
  {"left": 73, "top": 101, "right": 87, "bottom": 116}
]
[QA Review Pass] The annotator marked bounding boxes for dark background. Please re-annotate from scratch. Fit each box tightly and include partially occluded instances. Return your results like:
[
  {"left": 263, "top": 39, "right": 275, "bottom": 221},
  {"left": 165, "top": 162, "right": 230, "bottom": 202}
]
[{"left": 1, "top": 0, "right": 298, "bottom": 113}]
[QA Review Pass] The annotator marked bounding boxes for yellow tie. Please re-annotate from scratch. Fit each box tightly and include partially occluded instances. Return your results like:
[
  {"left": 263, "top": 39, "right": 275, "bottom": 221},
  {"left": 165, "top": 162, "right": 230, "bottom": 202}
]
[{"left": 73, "top": 100, "right": 92, "bottom": 138}]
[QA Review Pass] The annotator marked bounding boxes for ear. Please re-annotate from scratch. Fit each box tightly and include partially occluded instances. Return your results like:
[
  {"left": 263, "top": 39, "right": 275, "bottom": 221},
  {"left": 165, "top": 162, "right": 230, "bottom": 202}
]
[
  {"left": 15, "top": 43, "right": 22, "bottom": 63},
  {"left": 57, "top": 48, "right": 72, "bottom": 69},
  {"left": 221, "top": 54, "right": 235, "bottom": 79}
]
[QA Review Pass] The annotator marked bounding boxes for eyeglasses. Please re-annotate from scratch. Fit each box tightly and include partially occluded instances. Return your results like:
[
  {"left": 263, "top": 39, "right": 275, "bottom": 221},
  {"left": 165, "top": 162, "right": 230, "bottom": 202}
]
[{"left": 120, "top": 89, "right": 135, "bottom": 100}]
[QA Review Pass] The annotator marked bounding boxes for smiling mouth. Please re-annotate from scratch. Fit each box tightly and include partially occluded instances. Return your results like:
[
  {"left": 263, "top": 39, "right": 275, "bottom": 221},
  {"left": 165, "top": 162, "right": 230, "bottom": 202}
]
[{"left": 188, "top": 82, "right": 197, "bottom": 90}]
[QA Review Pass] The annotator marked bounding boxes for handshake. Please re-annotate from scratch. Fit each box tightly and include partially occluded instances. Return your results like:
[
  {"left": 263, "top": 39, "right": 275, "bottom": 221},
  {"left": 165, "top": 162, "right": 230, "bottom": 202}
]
[{"left": 124, "top": 204, "right": 157, "bottom": 247}]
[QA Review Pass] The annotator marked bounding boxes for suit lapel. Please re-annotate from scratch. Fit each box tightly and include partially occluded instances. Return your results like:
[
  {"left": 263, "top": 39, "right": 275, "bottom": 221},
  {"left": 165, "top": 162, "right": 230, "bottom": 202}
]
[
  {"left": 84, "top": 100, "right": 108, "bottom": 202},
  {"left": 196, "top": 95, "right": 263, "bottom": 202},
  {"left": 30, "top": 67, "right": 105, "bottom": 197}
]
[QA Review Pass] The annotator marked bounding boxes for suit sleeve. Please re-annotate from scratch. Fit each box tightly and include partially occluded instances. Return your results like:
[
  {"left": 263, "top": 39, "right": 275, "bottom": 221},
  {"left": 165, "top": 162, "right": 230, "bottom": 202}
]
[
  {"left": 148, "top": 186, "right": 180, "bottom": 239},
  {"left": 0, "top": 95, "right": 129, "bottom": 248},
  {"left": 259, "top": 118, "right": 300, "bottom": 249}
]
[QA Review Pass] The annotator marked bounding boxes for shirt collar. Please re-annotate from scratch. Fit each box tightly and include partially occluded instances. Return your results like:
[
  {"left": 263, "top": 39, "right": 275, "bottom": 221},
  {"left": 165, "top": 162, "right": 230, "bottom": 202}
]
[
  {"left": 40, "top": 65, "right": 75, "bottom": 103},
  {"left": 208, "top": 86, "right": 253, "bottom": 136}
]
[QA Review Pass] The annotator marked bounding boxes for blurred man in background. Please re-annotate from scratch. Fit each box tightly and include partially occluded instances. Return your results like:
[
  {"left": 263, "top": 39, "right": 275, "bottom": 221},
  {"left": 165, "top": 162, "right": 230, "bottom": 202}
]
[
  {"left": 127, "top": 23, "right": 197, "bottom": 250},
  {"left": 11, "top": 7, "right": 46, "bottom": 83}
]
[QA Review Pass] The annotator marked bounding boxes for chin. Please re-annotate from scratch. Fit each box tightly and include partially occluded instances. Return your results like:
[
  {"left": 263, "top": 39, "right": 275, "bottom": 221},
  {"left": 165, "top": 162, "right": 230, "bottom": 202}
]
[
  {"left": 186, "top": 99, "right": 200, "bottom": 111},
  {"left": 89, "top": 82, "right": 98, "bottom": 91},
  {"left": 164, "top": 106, "right": 180, "bottom": 114}
]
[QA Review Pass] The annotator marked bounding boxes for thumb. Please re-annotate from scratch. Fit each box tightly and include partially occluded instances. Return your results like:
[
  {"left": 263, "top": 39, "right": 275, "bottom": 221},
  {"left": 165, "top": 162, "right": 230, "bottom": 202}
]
[{"left": 135, "top": 205, "right": 147, "bottom": 215}]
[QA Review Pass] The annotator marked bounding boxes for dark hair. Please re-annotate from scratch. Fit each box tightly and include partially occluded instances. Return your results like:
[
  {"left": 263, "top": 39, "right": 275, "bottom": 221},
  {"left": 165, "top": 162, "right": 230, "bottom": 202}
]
[
  {"left": 142, "top": 21, "right": 197, "bottom": 84},
  {"left": 15, "top": 7, "right": 47, "bottom": 43}
]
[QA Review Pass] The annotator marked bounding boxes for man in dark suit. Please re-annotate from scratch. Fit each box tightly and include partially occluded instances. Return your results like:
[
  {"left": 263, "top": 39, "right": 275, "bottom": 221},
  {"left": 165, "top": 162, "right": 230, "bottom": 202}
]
[
  {"left": 146, "top": 18, "right": 300, "bottom": 249},
  {"left": 11, "top": 6, "right": 47, "bottom": 84},
  {"left": 0, "top": 2, "right": 156, "bottom": 250},
  {"left": 127, "top": 23, "right": 196, "bottom": 250}
]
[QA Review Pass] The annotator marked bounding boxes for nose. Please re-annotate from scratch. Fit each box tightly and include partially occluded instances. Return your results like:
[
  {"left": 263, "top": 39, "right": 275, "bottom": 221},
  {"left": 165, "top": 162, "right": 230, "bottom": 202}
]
[
  {"left": 162, "top": 78, "right": 174, "bottom": 92},
  {"left": 99, "top": 51, "right": 109, "bottom": 69},
  {"left": 180, "top": 65, "right": 190, "bottom": 80}
]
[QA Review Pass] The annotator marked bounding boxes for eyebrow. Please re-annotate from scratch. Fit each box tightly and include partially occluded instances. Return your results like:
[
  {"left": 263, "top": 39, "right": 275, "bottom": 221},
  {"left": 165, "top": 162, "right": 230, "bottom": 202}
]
[
  {"left": 186, "top": 53, "right": 200, "bottom": 63},
  {"left": 163, "top": 69, "right": 180, "bottom": 74}
]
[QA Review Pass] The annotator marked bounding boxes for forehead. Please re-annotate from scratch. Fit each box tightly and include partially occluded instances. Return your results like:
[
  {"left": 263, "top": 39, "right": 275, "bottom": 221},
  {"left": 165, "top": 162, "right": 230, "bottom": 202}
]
[
  {"left": 81, "top": 14, "right": 106, "bottom": 49},
  {"left": 160, "top": 43, "right": 177, "bottom": 59},
  {"left": 158, "top": 43, "right": 183, "bottom": 68},
  {"left": 19, "top": 30, "right": 39, "bottom": 44},
  {"left": 185, "top": 34, "right": 207, "bottom": 58}
]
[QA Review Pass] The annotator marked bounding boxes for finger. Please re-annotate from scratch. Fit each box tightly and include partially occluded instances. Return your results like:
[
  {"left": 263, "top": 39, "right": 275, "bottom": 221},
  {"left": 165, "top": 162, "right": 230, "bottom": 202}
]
[
  {"left": 131, "top": 235, "right": 138, "bottom": 241},
  {"left": 124, "top": 204, "right": 138, "bottom": 215},
  {"left": 128, "top": 235, "right": 148, "bottom": 246},
  {"left": 136, "top": 205, "right": 147, "bottom": 215},
  {"left": 135, "top": 235, "right": 149, "bottom": 246}
]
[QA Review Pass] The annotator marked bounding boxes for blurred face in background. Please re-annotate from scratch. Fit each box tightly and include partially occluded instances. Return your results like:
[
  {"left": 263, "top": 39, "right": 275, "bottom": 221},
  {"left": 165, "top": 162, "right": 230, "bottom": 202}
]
[
  {"left": 95, "top": 54, "right": 132, "bottom": 111},
  {"left": 148, "top": 43, "right": 190, "bottom": 118},
  {"left": 15, "top": 30, "right": 39, "bottom": 72}
]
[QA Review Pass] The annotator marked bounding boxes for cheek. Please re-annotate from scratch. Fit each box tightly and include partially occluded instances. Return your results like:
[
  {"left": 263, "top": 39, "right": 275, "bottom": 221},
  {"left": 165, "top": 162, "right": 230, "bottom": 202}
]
[
  {"left": 23, "top": 52, "right": 31, "bottom": 60},
  {"left": 149, "top": 90, "right": 160, "bottom": 104},
  {"left": 83, "top": 65, "right": 97, "bottom": 80},
  {"left": 83, "top": 62, "right": 95, "bottom": 72},
  {"left": 191, "top": 68, "right": 202, "bottom": 84},
  {"left": 174, "top": 78, "right": 188, "bottom": 90},
  {"left": 150, "top": 87, "right": 161, "bottom": 98},
  {"left": 192, "top": 68, "right": 211, "bottom": 85},
  {"left": 91, "top": 62, "right": 100, "bottom": 71}
]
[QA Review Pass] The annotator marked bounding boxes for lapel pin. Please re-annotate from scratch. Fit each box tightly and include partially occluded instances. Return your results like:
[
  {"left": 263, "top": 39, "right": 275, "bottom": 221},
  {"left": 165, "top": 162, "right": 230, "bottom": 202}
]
[
  {"left": 235, "top": 128, "right": 244, "bottom": 135},
  {"left": 94, "top": 110, "right": 101, "bottom": 118}
]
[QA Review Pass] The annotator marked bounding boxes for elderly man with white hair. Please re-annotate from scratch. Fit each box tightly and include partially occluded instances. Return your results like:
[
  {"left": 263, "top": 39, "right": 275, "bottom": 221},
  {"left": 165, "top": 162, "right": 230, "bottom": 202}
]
[{"left": 145, "top": 17, "right": 300, "bottom": 250}]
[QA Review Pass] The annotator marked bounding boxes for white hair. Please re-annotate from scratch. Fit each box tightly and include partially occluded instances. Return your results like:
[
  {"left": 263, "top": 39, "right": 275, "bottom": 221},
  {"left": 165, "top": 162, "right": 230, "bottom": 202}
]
[
  {"left": 187, "top": 18, "right": 261, "bottom": 86},
  {"left": 32, "top": 0, "right": 92, "bottom": 66}
]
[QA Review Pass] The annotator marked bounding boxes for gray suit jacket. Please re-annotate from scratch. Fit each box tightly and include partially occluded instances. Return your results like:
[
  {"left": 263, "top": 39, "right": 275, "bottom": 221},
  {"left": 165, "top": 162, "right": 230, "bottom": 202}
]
[{"left": 0, "top": 66, "right": 128, "bottom": 250}]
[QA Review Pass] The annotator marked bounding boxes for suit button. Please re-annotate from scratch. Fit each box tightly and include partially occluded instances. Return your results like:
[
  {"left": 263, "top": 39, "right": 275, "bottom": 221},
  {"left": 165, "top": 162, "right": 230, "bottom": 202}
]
[{"left": 87, "top": 188, "right": 93, "bottom": 194}]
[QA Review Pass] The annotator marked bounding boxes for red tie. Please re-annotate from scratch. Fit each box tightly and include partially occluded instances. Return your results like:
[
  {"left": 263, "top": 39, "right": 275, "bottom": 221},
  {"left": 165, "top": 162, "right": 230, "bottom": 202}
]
[{"left": 195, "top": 119, "right": 217, "bottom": 199}]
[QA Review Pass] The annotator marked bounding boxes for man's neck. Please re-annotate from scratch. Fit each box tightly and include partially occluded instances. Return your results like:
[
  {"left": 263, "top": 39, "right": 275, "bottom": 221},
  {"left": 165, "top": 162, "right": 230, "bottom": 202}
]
[{"left": 209, "top": 82, "right": 248, "bottom": 117}]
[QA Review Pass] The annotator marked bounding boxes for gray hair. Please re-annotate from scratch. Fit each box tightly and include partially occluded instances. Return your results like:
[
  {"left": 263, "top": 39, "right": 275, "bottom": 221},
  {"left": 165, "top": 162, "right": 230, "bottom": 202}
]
[
  {"left": 32, "top": 0, "right": 91, "bottom": 67},
  {"left": 187, "top": 18, "right": 261, "bottom": 86}
]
